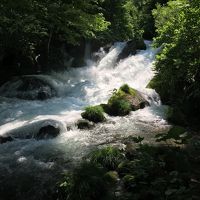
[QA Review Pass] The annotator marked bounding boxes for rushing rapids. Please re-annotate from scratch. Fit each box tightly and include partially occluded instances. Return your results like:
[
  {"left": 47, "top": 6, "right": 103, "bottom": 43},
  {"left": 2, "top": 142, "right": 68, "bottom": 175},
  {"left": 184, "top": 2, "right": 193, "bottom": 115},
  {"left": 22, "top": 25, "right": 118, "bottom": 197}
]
[{"left": 0, "top": 41, "right": 169, "bottom": 199}]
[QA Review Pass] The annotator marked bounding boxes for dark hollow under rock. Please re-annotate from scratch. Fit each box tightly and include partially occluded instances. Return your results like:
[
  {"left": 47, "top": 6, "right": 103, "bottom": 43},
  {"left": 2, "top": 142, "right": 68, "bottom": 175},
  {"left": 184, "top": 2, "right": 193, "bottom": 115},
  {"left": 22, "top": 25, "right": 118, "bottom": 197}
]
[
  {"left": 0, "top": 136, "right": 13, "bottom": 144},
  {"left": 36, "top": 125, "right": 60, "bottom": 140}
]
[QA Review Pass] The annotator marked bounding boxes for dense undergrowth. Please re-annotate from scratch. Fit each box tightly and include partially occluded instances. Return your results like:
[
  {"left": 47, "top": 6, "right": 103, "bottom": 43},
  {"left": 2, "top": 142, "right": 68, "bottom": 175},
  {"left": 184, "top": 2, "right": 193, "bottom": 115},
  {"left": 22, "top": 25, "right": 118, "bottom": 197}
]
[{"left": 57, "top": 129, "right": 200, "bottom": 200}]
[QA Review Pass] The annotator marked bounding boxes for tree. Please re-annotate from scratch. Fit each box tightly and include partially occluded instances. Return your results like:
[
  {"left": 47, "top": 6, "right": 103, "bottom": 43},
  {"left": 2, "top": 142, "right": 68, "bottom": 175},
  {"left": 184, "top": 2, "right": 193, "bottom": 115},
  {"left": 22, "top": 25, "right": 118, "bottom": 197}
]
[
  {"left": 152, "top": 0, "right": 200, "bottom": 123},
  {"left": 132, "top": 0, "right": 168, "bottom": 39},
  {"left": 100, "top": 0, "right": 143, "bottom": 42},
  {"left": 0, "top": 0, "right": 109, "bottom": 73}
]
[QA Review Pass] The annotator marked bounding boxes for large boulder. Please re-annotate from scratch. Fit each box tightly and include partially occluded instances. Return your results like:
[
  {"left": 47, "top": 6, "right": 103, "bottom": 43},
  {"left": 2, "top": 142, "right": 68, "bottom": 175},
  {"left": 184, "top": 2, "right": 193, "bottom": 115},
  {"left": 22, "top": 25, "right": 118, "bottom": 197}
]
[
  {"left": 117, "top": 39, "right": 146, "bottom": 62},
  {"left": 0, "top": 75, "right": 57, "bottom": 100},
  {"left": 17, "top": 76, "right": 56, "bottom": 100},
  {"left": 105, "top": 84, "right": 149, "bottom": 116},
  {"left": 36, "top": 125, "right": 60, "bottom": 140},
  {"left": 0, "top": 136, "right": 13, "bottom": 144}
]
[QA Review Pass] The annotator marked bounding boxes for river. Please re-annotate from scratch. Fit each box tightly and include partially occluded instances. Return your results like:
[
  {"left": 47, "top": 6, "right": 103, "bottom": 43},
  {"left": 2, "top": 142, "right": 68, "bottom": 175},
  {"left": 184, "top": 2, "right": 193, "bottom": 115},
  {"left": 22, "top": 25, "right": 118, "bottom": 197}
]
[{"left": 0, "top": 41, "right": 169, "bottom": 200}]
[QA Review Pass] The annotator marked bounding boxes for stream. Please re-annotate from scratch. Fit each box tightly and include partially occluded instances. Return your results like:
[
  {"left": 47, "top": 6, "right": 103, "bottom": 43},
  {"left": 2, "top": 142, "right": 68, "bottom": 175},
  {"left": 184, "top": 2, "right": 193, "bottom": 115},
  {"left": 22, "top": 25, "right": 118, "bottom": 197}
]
[{"left": 0, "top": 41, "right": 170, "bottom": 200}]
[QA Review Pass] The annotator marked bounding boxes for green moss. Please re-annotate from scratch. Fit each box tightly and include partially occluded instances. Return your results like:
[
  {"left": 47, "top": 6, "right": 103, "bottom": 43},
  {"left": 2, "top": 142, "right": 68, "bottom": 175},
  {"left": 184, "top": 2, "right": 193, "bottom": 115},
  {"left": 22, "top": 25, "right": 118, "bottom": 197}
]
[
  {"left": 81, "top": 105, "right": 106, "bottom": 123},
  {"left": 89, "top": 147, "right": 124, "bottom": 170},
  {"left": 106, "top": 84, "right": 137, "bottom": 116},
  {"left": 146, "top": 77, "right": 157, "bottom": 89},
  {"left": 120, "top": 84, "right": 137, "bottom": 96},
  {"left": 108, "top": 98, "right": 132, "bottom": 116}
]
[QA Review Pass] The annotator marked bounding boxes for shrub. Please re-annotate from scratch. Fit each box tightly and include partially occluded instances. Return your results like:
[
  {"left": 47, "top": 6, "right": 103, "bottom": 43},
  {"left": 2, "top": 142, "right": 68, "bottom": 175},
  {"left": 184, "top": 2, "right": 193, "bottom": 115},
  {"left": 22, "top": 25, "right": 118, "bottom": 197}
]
[
  {"left": 81, "top": 105, "right": 106, "bottom": 123},
  {"left": 58, "top": 162, "right": 112, "bottom": 200},
  {"left": 89, "top": 147, "right": 125, "bottom": 170},
  {"left": 120, "top": 84, "right": 130, "bottom": 94}
]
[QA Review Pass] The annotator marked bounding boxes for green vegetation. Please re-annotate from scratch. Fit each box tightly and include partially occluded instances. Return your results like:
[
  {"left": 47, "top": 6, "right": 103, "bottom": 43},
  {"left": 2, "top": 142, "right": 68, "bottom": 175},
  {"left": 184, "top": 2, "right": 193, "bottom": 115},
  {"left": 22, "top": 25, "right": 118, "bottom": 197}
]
[
  {"left": 156, "top": 126, "right": 191, "bottom": 144},
  {"left": 106, "top": 85, "right": 133, "bottom": 116},
  {"left": 0, "top": 0, "right": 170, "bottom": 85},
  {"left": 58, "top": 162, "right": 113, "bottom": 200},
  {"left": 107, "top": 98, "right": 132, "bottom": 116},
  {"left": 133, "top": 0, "right": 168, "bottom": 39},
  {"left": 100, "top": 0, "right": 143, "bottom": 42},
  {"left": 1, "top": 0, "right": 200, "bottom": 199},
  {"left": 89, "top": 146, "right": 124, "bottom": 170},
  {"left": 152, "top": 0, "right": 200, "bottom": 125},
  {"left": 81, "top": 105, "right": 106, "bottom": 123},
  {"left": 120, "top": 84, "right": 137, "bottom": 96},
  {"left": 58, "top": 134, "right": 200, "bottom": 200},
  {"left": 0, "top": 0, "right": 109, "bottom": 80}
]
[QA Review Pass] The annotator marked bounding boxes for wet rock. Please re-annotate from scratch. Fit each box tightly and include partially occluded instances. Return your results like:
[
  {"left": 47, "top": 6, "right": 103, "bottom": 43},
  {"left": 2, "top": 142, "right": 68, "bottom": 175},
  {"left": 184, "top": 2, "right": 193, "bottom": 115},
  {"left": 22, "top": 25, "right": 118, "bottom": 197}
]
[
  {"left": 36, "top": 125, "right": 60, "bottom": 140},
  {"left": 124, "top": 92, "right": 149, "bottom": 111},
  {"left": 0, "top": 136, "right": 13, "bottom": 144},
  {"left": 18, "top": 76, "right": 56, "bottom": 100},
  {"left": 0, "top": 75, "right": 57, "bottom": 100},
  {"left": 117, "top": 39, "right": 146, "bottom": 62},
  {"left": 37, "top": 89, "right": 52, "bottom": 100},
  {"left": 76, "top": 119, "right": 94, "bottom": 129}
]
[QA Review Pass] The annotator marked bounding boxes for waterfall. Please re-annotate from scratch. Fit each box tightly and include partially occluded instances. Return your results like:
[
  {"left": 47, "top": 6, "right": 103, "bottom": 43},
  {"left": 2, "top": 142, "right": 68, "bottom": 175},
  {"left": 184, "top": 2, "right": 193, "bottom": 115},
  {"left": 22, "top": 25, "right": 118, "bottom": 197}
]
[{"left": 0, "top": 41, "right": 169, "bottom": 200}]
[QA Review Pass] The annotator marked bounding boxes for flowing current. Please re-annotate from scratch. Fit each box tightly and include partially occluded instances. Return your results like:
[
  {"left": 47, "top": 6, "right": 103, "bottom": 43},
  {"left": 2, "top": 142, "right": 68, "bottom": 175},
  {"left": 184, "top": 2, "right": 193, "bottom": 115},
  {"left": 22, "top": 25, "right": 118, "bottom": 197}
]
[{"left": 0, "top": 41, "right": 169, "bottom": 199}]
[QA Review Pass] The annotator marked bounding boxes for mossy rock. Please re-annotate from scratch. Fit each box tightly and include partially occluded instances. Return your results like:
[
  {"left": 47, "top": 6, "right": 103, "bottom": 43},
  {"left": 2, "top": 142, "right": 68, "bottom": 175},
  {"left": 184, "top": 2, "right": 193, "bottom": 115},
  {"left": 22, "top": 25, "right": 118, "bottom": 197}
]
[
  {"left": 104, "top": 171, "right": 119, "bottom": 184},
  {"left": 122, "top": 175, "right": 136, "bottom": 190},
  {"left": 106, "top": 84, "right": 148, "bottom": 116},
  {"left": 81, "top": 105, "right": 106, "bottom": 123}
]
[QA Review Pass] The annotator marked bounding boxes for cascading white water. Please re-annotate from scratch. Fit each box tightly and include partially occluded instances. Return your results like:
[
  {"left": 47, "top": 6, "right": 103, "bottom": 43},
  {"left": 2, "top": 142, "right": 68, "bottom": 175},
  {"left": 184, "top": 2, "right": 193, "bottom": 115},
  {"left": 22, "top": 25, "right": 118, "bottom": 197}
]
[{"left": 0, "top": 41, "right": 169, "bottom": 199}]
